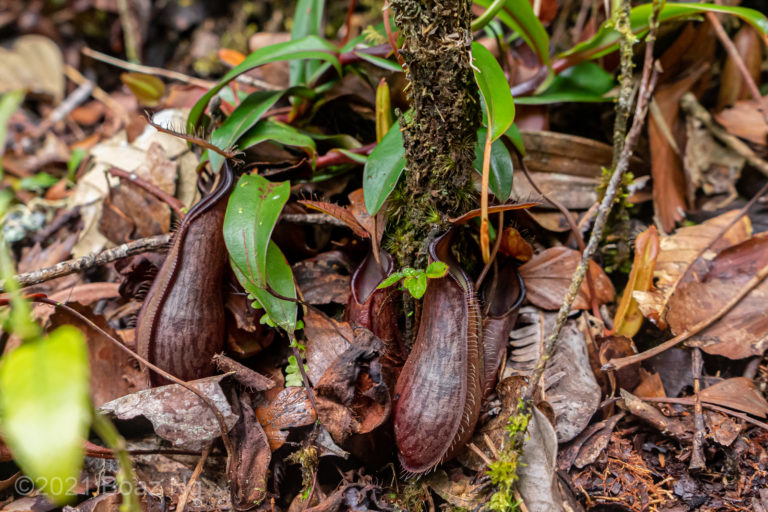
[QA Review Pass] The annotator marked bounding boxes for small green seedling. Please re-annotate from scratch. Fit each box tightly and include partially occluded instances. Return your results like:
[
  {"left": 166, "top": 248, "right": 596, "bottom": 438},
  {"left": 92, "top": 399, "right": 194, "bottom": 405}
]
[{"left": 376, "top": 261, "right": 449, "bottom": 299}]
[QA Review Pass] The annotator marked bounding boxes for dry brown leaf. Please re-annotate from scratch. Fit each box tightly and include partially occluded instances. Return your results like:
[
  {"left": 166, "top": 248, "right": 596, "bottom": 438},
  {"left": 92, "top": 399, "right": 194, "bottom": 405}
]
[
  {"left": 667, "top": 232, "right": 768, "bottom": 359},
  {"left": 254, "top": 387, "right": 317, "bottom": 451},
  {"left": 315, "top": 331, "right": 390, "bottom": 445},
  {"left": 649, "top": 68, "right": 706, "bottom": 232},
  {"left": 633, "top": 209, "right": 751, "bottom": 328},
  {"left": 99, "top": 376, "right": 238, "bottom": 449},
  {"left": 48, "top": 304, "right": 145, "bottom": 407},
  {"left": 519, "top": 246, "right": 615, "bottom": 310},
  {"left": 303, "top": 309, "right": 355, "bottom": 384},
  {"left": 0, "top": 35, "right": 64, "bottom": 102},
  {"left": 505, "top": 307, "right": 601, "bottom": 443},
  {"left": 700, "top": 377, "right": 768, "bottom": 418},
  {"left": 714, "top": 96, "right": 768, "bottom": 147},
  {"left": 716, "top": 26, "right": 763, "bottom": 110},
  {"left": 293, "top": 251, "right": 352, "bottom": 305}
]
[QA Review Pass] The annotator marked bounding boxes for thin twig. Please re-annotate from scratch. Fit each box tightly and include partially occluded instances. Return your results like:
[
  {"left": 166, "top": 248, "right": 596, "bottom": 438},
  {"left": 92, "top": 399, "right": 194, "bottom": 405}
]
[
  {"left": 642, "top": 396, "right": 768, "bottom": 432},
  {"left": 82, "top": 47, "right": 282, "bottom": 92},
  {"left": 680, "top": 93, "right": 768, "bottom": 177},
  {"left": 341, "top": 0, "right": 358, "bottom": 45},
  {"left": 109, "top": 167, "right": 186, "bottom": 216},
  {"left": 524, "top": 1, "right": 662, "bottom": 404},
  {"left": 27, "top": 297, "right": 234, "bottom": 465},
  {"left": 176, "top": 442, "right": 213, "bottom": 512},
  {"left": 690, "top": 348, "right": 706, "bottom": 471},
  {"left": 291, "top": 339, "right": 319, "bottom": 416},
  {"left": 382, "top": 2, "right": 405, "bottom": 69},
  {"left": 34, "top": 78, "right": 94, "bottom": 137},
  {"left": 116, "top": 0, "right": 139, "bottom": 63},
  {"left": 516, "top": 149, "right": 601, "bottom": 318},
  {"left": 2, "top": 234, "right": 171, "bottom": 292},
  {"left": 604, "top": 258, "right": 768, "bottom": 371},
  {"left": 64, "top": 65, "right": 128, "bottom": 121},
  {"left": 705, "top": 12, "right": 768, "bottom": 122}
]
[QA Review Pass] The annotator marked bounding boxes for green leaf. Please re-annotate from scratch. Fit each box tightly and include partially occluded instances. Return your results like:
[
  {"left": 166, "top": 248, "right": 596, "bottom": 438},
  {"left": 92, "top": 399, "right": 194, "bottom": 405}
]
[
  {"left": 474, "top": 127, "right": 514, "bottom": 201},
  {"left": 238, "top": 120, "right": 317, "bottom": 156},
  {"left": 377, "top": 272, "right": 404, "bottom": 289},
  {"left": 355, "top": 52, "right": 403, "bottom": 72},
  {"left": 188, "top": 36, "right": 340, "bottom": 130},
  {"left": 285, "top": 355, "right": 305, "bottom": 387},
  {"left": 560, "top": 3, "right": 768, "bottom": 66},
  {"left": 67, "top": 148, "right": 87, "bottom": 182},
  {"left": 473, "top": 0, "right": 551, "bottom": 67},
  {"left": 236, "top": 241, "right": 297, "bottom": 332},
  {"left": 516, "top": 61, "right": 615, "bottom": 104},
  {"left": 0, "top": 326, "right": 91, "bottom": 505},
  {"left": 290, "top": 0, "right": 325, "bottom": 86},
  {"left": 120, "top": 73, "right": 165, "bottom": 107},
  {"left": 403, "top": 273, "right": 427, "bottom": 299},
  {"left": 209, "top": 90, "right": 285, "bottom": 172},
  {"left": 224, "top": 175, "right": 290, "bottom": 290},
  {"left": 0, "top": 90, "right": 23, "bottom": 177},
  {"left": 363, "top": 119, "right": 405, "bottom": 216},
  {"left": 425, "top": 261, "right": 449, "bottom": 279},
  {"left": 472, "top": 42, "right": 515, "bottom": 142},
  {"left": 504, "top": 123, "right": 525, "bottom": 156},
  {"left": 336, "top": 148, "right": 368, "bottom": 164},
  {"left": 19, "top": 172, "right": 58, "bottom": 192}
]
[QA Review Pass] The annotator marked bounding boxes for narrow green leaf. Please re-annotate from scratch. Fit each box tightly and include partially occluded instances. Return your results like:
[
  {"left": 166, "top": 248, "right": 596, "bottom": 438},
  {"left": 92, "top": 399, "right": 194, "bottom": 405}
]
[
  {"left": 120, "top": 73, "right": 165, "bottom": 107},
  {"left": 474, "top": 127, "right": 514, "bottom": 201},
  {"left": 472, "top": 42, "right": 515, "bottom": 142},
  {"left": 363, "top": 119, "right": 405, "bottom": 216},
  {"left": 238, "top": 120, "right": 317, "bottom": 155},
  {"left": 355, "top": 52, "right": 403, "bottom": 72},
  {"left": 377, "top": 272, "right": 404, "bottom": 289},
  {"left": 209, "top": 90, "right": 285, "bottom": 172},
  {"left": 224, "top": 175, "right": 290, "bottom": 290},
  {"left": 0, "top": 326, "right": 91, "bottom": 505},
  {"left": 425, "top": 261, "right": 449, "bottom": 279},
  {"left": 504, "top": 123, "right": 525, "bottom": 156},
  {"left": 19, "top": 172, "right": 58, "bottom": 192},
  {"left": 0, "top": 90, "right": 24, "bottom": 177},
  {"left": 290, "top": 0, "right": 325, "bottom": 86},
  {"left": 188, "top": 36, "right": 340, "bottom": 130},
  {"left": 234, "top": 241, "right": 298, "bottom": 333},
  {"left": 473, "top": 0, "right": 551, "bottom": 67},
  {"left": 516, "top": 61, "right": 615, "bottom": 104},
  {"left": 560, "top": 3, "right": 768, "bottom": 66}
]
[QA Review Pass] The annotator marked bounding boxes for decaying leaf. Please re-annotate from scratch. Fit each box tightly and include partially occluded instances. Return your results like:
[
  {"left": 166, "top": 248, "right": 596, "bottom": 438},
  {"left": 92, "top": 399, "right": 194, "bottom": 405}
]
[
  {"left": 504, "top": 307, "right": 600, "bottom": 443},
  {"left": 613, "top": 226, "right": 659, "bottom": 338},
  {"left": 228, "top": 391, "right": 271, "bottom": 510},
  {"left": 667, "top": 231, "right": 768, "bottom": 359},
  {"left": 99, "top": 376, "right": 238, "bottom": 449},
  {"left": 303, "top": 309, "right": 355, "bottom": 385},
  {"left": 254, "top": 386, "right": 316, "bottom": 451},
  {"left": 633, "top": 209, "right": 752, "bottom": 328},
  {"left": 519, "top": 246, "right": 615, "bottom": 310},
  {"left": 714, "top": 95, "right": 768, "bottom": 147},
  {"left": 293, "top": 251, "right": 352, "bottom": 305},
  {"left": 48, "top": 304, "right": 145, "bottom": 407},
  {"left": 699, "top": 377, "right": 768, "bottom": 418},
  {"left": 315, "top": 330, "right": 390, "bottom": 445}
]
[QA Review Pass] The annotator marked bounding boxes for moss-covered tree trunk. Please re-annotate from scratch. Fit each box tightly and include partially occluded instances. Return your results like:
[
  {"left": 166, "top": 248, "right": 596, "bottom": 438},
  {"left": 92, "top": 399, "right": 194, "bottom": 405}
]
[{"left": 388, "top": 0, "right": 481, "bottom": 268}]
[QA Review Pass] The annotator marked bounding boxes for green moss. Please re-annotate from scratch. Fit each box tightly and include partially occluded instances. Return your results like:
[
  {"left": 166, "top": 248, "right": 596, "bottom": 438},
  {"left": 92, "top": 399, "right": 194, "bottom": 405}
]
[{"left": 486, "top": 400, "right": 530, "bottom": 512}]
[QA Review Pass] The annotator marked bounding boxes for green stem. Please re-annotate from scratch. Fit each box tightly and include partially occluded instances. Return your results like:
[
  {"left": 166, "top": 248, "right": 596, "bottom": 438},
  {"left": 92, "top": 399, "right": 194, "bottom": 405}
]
[
  {"left": 472, "top": 0, "right": 507, "bottom": 32},
  {"left": 91, "top": 411, "right": 140, "bottom": 512}
]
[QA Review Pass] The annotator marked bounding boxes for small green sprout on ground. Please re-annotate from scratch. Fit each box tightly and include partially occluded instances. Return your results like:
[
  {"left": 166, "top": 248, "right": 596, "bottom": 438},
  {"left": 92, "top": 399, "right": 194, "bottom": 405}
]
[
  {"left": 376, "top": 261, "right": 449, "bottom": 299},
  {"left": 487, "top": 399, "right": 531, "bottom": 512}
]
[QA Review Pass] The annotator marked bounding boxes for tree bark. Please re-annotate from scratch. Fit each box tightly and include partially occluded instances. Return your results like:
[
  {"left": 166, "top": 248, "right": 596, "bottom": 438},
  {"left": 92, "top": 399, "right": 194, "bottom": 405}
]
[{"left": 388, "top": 0, "right": 481, "bottom": 267}]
